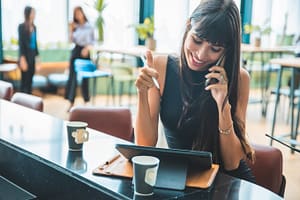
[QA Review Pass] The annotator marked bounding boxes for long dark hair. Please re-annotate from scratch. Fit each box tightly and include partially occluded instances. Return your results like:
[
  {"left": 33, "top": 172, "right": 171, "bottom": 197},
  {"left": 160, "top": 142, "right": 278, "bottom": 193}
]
[
  {"left": 178, "top": 0, "right": 253, "bottom": 163},
  {"left": 73, "top": 6, "right": 88, "bottom": 24},
  {"left": 24, "top": 6, "right": 34, "bottom": 33}
]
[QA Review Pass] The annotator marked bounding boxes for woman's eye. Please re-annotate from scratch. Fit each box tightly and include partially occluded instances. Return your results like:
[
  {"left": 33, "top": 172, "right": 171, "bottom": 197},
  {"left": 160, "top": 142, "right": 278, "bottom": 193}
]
[
  {"left": 192, "top": 37, "right": 202, "bottom": 44},
  {"left": 211, "top": 46, "right": 222, "bottom": 53}
]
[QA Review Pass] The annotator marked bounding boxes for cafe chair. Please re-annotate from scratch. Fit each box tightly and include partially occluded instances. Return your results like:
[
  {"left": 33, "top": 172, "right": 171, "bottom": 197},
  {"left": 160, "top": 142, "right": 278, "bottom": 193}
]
[
  {"left": 11, "top": 92, "right": 44, "bottom": 112},
  {"left": 69, "top": 106, "right": 133, "bottom": 142},
  {"left": 110, "top": 62, "right": 136, "bottom": 106},
  {"left": 0, "top": 80, "right": 13, "bottom": 100},
  {"left": 247, "top": 144, "right": 286, "bottom": 197},
  {"left": 74, "top": 59, "right": 112, "bottom": 104}
]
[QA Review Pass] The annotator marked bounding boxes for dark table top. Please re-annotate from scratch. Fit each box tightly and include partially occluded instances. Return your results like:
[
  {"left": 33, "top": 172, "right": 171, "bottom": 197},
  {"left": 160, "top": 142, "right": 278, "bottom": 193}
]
[{"left": 0, "top": 100, "right": 283, "bottom": 200}]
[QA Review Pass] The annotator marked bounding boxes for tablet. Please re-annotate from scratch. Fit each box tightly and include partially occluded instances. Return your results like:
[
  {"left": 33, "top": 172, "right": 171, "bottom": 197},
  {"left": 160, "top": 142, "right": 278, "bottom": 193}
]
[
  {"left": 115, "top": 144, "right": 212, "bottom": 170},
  {"left": 115, "top": 144, "right": 213, "bottom": 190}
]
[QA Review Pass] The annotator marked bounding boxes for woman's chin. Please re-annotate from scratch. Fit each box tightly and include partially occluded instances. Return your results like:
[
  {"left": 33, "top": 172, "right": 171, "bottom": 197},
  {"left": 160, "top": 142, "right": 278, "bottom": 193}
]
[{"left": 189, "top": 63, "right": 209, "bottom": 71}]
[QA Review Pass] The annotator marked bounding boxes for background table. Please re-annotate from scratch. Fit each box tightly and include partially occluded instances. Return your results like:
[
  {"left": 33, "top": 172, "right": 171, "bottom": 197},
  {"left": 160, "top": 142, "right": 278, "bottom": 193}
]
[
  {"left": 0, "top": 63, "right": 18, "bottom": 80},
  {"left": 269, "top": 57, "right": 300, "bottom": 151},
  {"left": 0, "top": 100, "right": 283, "bottom": 199},
  {"left": 241, "top": 44, "right": 295, "bottom": 117}
]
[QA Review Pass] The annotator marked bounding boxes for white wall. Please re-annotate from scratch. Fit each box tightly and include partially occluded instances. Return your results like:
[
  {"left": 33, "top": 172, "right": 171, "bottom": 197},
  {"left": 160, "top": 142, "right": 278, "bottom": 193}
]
[{"left": 154, "top": 0, "right": 189, "bottom": 54}]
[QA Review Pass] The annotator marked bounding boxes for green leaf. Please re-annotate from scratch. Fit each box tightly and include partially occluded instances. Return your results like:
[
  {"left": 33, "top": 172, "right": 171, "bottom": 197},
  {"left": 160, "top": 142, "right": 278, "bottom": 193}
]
[{"left": 94, "top": 0, "right": 106, "bottom": 42}]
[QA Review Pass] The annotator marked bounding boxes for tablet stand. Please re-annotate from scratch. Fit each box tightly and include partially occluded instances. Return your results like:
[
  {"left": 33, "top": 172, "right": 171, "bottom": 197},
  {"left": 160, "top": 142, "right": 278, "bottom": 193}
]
[{"left": 155, "top": 156, "right": 188, "bottom": 190}]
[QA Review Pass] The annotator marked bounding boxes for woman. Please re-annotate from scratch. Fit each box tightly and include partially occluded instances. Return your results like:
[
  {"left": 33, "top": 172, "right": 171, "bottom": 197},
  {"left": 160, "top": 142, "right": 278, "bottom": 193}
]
[
  {"left": 135, "top": 0, "right": 255, "bottom": 182},
  {"left": 65, "top": 6, "right": 95, "bottom": 110},
  {"left": 18, "top": 6, "right": 39, "bottom": 94}
]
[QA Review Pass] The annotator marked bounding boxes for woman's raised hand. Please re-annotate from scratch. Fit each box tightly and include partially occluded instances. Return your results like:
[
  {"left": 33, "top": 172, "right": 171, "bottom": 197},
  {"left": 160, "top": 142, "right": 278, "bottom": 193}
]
[{"left": 135, "top": 51, "right": 159, "bottom": 93}]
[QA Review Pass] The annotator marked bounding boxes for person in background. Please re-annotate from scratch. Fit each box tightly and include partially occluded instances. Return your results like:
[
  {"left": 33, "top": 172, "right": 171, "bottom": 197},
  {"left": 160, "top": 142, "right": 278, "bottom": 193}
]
[
  {"left": 135, "top": 0, "right": 255, "bottom": 183},
  {"left": 18, "top": 6, "right": 39, "bottom": 94},
  {"left": 65, "top": 6, "right": 95, "bottom": 111}
]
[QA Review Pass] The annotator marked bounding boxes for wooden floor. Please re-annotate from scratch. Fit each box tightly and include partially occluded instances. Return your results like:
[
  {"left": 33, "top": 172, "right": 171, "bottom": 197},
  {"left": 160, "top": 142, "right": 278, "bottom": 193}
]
[{"left": 40, "top": 89, "right": 299, "bottom": 200}]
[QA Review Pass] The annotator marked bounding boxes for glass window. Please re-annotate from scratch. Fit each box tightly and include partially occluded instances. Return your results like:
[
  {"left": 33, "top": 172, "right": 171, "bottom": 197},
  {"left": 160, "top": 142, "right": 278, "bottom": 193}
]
[
  {"left": 153, "top": 0, "right": 241, "bottom": 53},
  {"left": 2, "top": 0, "right": 68, "bottom": 49},
  {"left": 2, "top": 0, "right": 137, "bottom": 61},
  {"left": 251, "top": 0, "right": 300, "bottom": 46}
]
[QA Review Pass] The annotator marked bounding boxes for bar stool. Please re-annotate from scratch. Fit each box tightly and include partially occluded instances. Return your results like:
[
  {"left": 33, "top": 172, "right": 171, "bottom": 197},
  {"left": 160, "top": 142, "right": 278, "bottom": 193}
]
[{"left": 74, "top": 59, "right": 112, "bottom": 104}]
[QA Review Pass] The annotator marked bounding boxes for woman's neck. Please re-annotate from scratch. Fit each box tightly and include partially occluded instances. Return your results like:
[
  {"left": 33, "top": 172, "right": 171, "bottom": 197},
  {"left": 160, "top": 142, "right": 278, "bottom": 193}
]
[{"left": 78, "top": 20, "right": 86, "bottom": 25}]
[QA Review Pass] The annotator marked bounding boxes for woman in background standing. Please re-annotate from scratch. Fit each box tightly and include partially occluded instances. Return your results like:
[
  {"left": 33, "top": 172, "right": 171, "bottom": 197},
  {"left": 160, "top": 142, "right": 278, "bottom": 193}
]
[
  {"left": 65, "top": 6, "right": 95, "bottom": 110},
  {"left": 18, "top": 6, "right": 39, "bottom": 94}
]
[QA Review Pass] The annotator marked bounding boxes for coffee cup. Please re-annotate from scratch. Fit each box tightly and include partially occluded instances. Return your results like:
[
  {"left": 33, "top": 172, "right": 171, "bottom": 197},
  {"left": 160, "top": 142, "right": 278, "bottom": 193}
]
[
  {"left": 132, "top": 156, "right": 159, "bottom": 196},
  {"left": 66, "top": 121, "right": 89, "bottom": 151}
]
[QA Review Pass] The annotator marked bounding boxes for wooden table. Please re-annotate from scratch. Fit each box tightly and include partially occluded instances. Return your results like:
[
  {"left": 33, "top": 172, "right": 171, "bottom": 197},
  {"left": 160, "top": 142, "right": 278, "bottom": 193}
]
[
  {"left": 241, "top": 44, "right": 296, "bottom": 54},
  {"left": 0, "top": 100, "right": 283, "bottom": 199},
  {"left": 269, "top": 57, "right": 300, "bottom": 151},
  {"left": 96, "top": 45, "right": 176, "bottom": 57},
  {"left": 241, "top": 44, "right": 296, "bottom": 117},
  {"left": 0, "top": 63, "right": 18, "bottom": 80}
]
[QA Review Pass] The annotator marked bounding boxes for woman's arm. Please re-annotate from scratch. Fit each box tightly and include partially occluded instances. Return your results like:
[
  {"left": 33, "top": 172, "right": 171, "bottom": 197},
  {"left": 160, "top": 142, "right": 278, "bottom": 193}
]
[
  {"left": 218, "top": 67, "right": 250, "bottom": 170},
  {"left": 81, "top": 25, "right": 95, "bottom": 58},
  {"left": 34, "top": 25, "right": 39, "bottom": 56},
  {"left": 134, "top": 53, "right": 167, "bottom": 146},
  {"left": 18, "top": 24, "right": 28, "bottom": 71},
  {"left": 18, "top": 24, "right": 27, "bottom": 57},
  {"left": 69, "top": 22, "right": 76, "bottom": 42}
]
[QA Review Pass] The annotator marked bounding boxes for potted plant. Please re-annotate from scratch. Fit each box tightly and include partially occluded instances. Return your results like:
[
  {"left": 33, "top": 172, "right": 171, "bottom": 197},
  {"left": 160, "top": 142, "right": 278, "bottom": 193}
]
[
  {"left": 244, "top": 19, "right": 272, "bottom": 47},
  {"left": 132, "top": 16, "right": 156, "bottom": 50}
]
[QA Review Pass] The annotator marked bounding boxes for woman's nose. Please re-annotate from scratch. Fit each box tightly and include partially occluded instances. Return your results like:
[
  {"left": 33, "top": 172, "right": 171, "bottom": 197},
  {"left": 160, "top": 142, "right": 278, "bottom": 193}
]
[{"left": 195, "top": 46, "right": 209, "bottom": 59}]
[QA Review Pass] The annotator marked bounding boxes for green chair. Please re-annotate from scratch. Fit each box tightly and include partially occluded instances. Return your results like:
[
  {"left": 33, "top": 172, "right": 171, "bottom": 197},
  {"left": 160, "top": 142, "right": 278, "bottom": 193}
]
[{"left": 110, "top": 62, "right": 136, "bottom": 106}]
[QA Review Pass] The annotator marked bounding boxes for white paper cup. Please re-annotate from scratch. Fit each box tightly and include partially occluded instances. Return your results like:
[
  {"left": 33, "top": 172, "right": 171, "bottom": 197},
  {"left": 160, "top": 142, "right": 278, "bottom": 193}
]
[{"left": 132, "top": 156, "right": 159, "bottom": 196}]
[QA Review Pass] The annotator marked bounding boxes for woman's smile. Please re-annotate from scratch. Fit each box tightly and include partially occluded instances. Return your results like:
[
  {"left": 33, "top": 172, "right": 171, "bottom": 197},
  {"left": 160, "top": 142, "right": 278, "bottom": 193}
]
[{"left": 189, "top": 53, "right": 214, "bottom": 70}]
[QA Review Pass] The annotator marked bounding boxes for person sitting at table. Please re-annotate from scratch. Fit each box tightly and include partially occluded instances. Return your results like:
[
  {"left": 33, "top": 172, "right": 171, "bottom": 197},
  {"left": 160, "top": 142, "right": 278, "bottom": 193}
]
[{"left": 134, "top": 0, "right": 255, "bottom": 183}]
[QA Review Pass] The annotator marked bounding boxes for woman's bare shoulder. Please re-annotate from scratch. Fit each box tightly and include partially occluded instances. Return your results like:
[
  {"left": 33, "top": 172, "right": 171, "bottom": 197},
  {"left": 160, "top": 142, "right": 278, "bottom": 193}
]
[
  {"left": 238, "top": 67, "right": 250, "bottom": 103},
  {"left": 153, "top": 55, "right": 168, "bottom": 70},
  {"left": 152, "top": 54, "right": 169, "bottom": 95},
  {"left": 239, "top": 67, "right": 250, "bottom": 83}
]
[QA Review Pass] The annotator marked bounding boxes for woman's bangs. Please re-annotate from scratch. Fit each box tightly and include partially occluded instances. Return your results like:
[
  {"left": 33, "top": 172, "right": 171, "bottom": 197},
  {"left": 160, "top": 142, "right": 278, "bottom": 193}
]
[{"left": 191, "top": 15, "right": 231, "bottom": 47}]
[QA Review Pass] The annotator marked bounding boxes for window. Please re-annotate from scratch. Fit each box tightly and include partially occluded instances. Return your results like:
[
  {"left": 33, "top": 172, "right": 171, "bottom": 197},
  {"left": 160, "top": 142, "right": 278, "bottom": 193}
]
[{"left": 1, "top": 0, "right": 137, "bottom": 60}]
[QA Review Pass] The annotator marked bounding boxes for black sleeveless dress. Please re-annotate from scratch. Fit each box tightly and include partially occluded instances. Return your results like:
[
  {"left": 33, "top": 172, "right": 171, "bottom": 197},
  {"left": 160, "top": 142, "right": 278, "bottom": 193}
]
[{"left": 160, "top": 55, "right": 255, "bottom": 183}]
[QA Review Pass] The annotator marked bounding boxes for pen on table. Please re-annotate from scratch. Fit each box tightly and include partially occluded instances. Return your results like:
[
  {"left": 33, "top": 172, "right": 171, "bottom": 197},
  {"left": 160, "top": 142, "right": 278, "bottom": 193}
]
[
  {"left": 99, "top": 154, "right": 121, "bottom": 170},
  {"left": 140, "top": 55, "right": 160, "bottom": 89}
]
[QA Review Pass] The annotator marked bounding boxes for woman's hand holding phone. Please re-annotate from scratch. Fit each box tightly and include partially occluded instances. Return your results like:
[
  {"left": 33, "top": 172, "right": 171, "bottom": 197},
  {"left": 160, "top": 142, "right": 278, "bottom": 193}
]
[
  {"left": 205, "top": 54, "right": 225, "bottom": 87},
  {"left": 205, "top": 54, "right": 229, "bottom": 107}
]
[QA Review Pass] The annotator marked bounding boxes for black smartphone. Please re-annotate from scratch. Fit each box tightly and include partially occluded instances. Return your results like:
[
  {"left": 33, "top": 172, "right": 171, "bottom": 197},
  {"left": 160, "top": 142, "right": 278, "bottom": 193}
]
[{"left": 205, "top": 54, "right": 225, "bottom": 87}]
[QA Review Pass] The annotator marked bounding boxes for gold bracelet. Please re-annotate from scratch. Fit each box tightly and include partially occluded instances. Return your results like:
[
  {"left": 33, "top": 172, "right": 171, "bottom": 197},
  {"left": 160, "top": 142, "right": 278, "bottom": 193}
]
[{"left": 218, "top": 122, "right": 233, "bottom": 135}]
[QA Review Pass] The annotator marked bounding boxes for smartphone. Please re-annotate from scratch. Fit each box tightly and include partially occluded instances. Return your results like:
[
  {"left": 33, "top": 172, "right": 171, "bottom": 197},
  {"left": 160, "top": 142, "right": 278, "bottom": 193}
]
[{"left": 205, "top": 54, "right": 225, "bottom": 87}]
